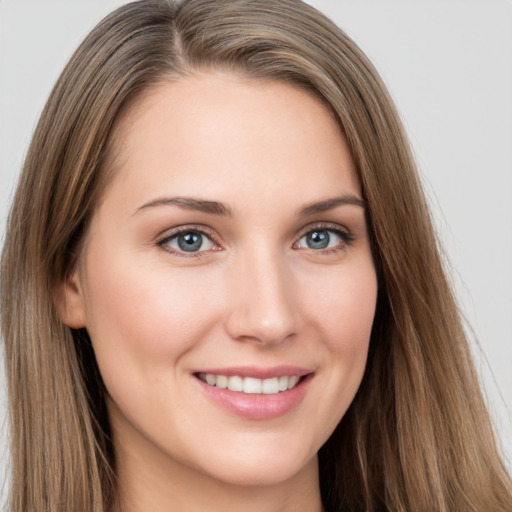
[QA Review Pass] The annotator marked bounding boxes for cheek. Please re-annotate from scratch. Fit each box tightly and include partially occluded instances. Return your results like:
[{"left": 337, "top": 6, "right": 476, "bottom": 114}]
[
  {"left": 304, "top": 259, "right": 377, "bottom": 401},
  {"left": 305, "top": 259, "right": 377, "bottom": 351},
  {"left": 80, "top": 251, "right": 222, "bottom": 381},
  {"left": 292, "top": 259, "right": 377, "bottom": 444}
]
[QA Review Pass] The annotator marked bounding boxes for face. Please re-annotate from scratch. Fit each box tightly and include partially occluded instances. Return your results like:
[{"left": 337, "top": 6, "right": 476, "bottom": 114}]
[{"left": 61, "top": 72, "right": 377, "bottom": 489}]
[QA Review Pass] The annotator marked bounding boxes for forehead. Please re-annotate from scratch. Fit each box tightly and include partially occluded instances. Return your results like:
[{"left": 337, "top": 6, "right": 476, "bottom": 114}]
[{"left": 103, "top": 71, "right": 360, "bottom": 213}]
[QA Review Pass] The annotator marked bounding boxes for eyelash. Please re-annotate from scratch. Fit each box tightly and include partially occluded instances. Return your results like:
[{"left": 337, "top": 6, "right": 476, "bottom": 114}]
[
  {"left": 294, "top": 223, "right": 356, "bottom": 254},
  {"left": 156, "top": 225, "right": 220, "bottom": 258},
  {"left": 156, "top": 223, "right": 355, "bottom": 258}
]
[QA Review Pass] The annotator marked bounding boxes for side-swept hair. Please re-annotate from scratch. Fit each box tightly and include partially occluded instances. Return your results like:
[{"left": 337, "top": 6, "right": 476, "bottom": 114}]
[{"left": 1, "top": 1, "right": 511, "bottom": 511}]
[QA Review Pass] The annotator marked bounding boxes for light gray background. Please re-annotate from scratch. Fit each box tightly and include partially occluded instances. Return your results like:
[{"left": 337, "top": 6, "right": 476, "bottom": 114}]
[{"left": 0, "top": 0, "right": 511, "bottom": 499}]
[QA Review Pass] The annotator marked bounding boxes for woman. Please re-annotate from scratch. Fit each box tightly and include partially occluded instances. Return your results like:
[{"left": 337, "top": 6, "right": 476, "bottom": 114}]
[{"left": 1, "top": 0, "right": 511, "bottom": 511}]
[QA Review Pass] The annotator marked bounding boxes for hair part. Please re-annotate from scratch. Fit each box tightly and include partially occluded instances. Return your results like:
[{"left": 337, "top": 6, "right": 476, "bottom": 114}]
[{"left": 1, "top": 1, "right": 511, "bottom": 511}]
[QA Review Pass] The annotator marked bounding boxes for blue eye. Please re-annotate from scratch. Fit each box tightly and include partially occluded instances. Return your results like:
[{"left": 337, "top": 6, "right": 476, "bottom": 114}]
[
  {"left": 297, "top": 228, "right": 351, "bottom": 251},
  {"left": 162, "top": 230, "right": 215, "bottom": 253}
]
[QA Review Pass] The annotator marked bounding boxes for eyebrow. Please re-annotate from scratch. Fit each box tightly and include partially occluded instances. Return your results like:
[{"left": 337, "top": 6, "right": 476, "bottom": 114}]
[
  {"left": 133, "top": 196, "right": 233, "bottom": 217},
  {"left": 299, "top": 194, "right": 366, "bottom": 216},
  {"left": 133, "top": 193, "right": 365, "bottom": 218}
]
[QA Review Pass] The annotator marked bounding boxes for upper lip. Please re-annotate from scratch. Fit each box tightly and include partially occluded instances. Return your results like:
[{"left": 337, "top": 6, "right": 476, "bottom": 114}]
[{"left": 193, "top": 365, "right": 313, "bottom": 379}]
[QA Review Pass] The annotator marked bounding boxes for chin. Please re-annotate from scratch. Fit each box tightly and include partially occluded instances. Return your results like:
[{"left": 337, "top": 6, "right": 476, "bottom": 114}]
[
  {"left": 207, "top": 460, "right": 316, "bottom": 488},
  {"left": 191, "top": 439, "right": 319, "bottom": 488}
]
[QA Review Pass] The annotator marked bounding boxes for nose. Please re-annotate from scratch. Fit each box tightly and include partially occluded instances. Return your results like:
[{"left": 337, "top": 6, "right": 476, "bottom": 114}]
[{"left": 224, "top": 247, "right": 298, "bottom": 346}]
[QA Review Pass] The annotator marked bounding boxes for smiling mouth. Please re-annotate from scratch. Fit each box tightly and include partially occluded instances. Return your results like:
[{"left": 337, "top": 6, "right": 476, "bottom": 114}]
[{"left": 196, "top": 373, "right": 304, "bottom": 395}]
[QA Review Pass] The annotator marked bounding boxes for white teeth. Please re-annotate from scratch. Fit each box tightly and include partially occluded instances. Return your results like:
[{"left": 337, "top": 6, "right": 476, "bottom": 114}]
[
  {"left": 243, "top": 377, "right": 262, "bottom": 394},
  {"left": 288, "top": 376, "right": 299, "bottom": 390},
  {"left": 199, "top": 373, "right": 302, "bottom": 394},
  {"left": 227, "top": 375, "right": 243, "bottom": 392},
  {"left": 205, "top": 374, "right": 216, "bottom": 386},
  {"left": 216, "top": 375, "right": 228, "bottom": 389},
  {"left": 262, "top": 377, "right": 279, "bottom": 394}
]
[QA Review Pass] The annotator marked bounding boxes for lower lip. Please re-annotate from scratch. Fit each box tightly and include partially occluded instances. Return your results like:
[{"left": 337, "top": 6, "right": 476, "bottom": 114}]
[{"left": 195, "top": 375, "right": 313, "bottom": 420}]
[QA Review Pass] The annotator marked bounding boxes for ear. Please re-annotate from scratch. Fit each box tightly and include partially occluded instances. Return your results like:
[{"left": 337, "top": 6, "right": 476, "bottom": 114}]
[{"left": 54, "top": 269, "right": 87, "bottom": 329}]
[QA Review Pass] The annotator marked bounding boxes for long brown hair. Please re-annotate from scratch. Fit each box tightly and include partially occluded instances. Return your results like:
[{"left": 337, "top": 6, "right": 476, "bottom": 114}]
[{"left": 1, "top": 1, "right": 511, "bottom": 511}]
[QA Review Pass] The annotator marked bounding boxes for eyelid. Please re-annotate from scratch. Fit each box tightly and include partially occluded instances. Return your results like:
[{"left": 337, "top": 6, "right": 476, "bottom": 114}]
[
  {"left": 296, "top": 222, "right": 354, "bottom": 240},
  {"left": 154, "top": 221, "right": 355, "bottom": 257},
  {"left": 294, "top": 222, "right": 356, "bottom": 250},
  {"left": 156, "top": 224, "right": 222, "bottom": 257}
]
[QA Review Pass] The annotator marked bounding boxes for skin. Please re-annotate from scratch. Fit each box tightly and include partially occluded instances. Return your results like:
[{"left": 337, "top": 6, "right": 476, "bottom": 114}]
[{"left": 59, "top": 72, "right": 378, "bottom": 512}]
